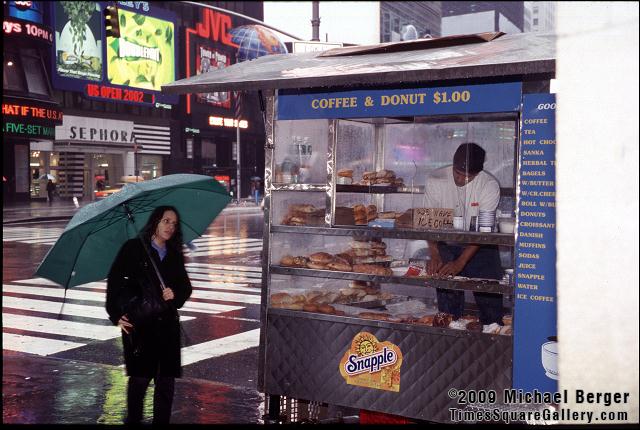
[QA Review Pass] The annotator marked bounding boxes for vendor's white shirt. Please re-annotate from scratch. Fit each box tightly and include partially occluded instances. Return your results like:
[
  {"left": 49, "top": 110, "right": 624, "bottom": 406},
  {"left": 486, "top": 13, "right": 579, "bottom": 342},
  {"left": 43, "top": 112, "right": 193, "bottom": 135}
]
[{"left": 423, "top": 165, "right": 500, "bottom": 230}]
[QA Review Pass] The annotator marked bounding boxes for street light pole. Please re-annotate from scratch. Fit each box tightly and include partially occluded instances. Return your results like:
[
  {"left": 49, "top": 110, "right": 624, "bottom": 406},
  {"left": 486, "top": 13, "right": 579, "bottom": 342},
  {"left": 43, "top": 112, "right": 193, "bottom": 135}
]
[{"left": 236, "top": 125, "right": 241, "bottom": 204}]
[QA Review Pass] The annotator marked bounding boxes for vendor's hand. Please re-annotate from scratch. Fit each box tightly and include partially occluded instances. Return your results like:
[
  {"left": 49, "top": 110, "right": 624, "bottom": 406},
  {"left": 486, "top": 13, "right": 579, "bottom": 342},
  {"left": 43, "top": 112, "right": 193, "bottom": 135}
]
[
  {"left": 118, "top": 315, "right": 133, "bottom": 334},
  {"left": 437, "top": 259, "right": 466, "bottom": 277},
  {"left": 426, "top": 254, "right": 443, "bottom": 276},
  {"left": 162, "top": 287, "right": 175, "bottom": 301}
]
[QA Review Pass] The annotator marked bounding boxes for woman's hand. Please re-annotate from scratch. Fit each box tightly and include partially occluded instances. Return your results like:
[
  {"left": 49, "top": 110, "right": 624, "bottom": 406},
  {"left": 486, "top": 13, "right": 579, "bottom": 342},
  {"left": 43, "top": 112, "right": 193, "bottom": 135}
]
[
  {"left": 118, "top": 314, "right": 133, "bottom": 334},
  {"left": 162, "top": 287, "right": 175, "bottom": 301}
]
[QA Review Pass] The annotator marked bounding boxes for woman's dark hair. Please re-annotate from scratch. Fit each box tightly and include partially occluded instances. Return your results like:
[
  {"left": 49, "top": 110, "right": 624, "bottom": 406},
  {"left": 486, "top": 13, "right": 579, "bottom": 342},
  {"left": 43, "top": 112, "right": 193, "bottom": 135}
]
[{"left": 140, "top": 206, "right": 184, "bottom": 254}]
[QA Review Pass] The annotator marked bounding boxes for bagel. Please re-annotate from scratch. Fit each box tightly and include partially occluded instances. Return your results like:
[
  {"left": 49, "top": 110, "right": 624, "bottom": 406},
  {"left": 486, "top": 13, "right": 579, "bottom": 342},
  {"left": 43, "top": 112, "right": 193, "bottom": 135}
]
[
  {"left": 270, "top": 292, "right": 294, "bottom": 305},
  {"left": 362, "top": 171, "right": 377, "bottom": 180},
  {"left": 337, "top": 168, "right": 353, "bottom": 178},
  {"left": 375, "top": 169, "right": 395, "bottom": 179},
  {"left": 378, "top": 211, "right": 398, "bottom": 219},
  {"left": 290, "top": 204, "right": 317, "bottom": 213},
  {"left": 306, "top": 261, "right": 329, "bottom": 270},
  {"left": 309, "top": 252, "right": 334, "bottom": 264},
  {"left": 280, "top": 255, "right": 296, "bottom": 266},
  {"left": 317, "top": 304, "right": 336, "bottom": 314},
  {"left": 326, "top": 260, "right": 353, "bottom": 272},
  {"left": 303, "top": 303, "right": 319, "bottom": 312},
  {"left": 350, "top": 240, "right": 372, "bottom": 250},
  {"left": 417, "top": 315, "right": 434, "bottom": 326},
  {"left": 284, "top": 302, "right": 304, "bottom": 310}
]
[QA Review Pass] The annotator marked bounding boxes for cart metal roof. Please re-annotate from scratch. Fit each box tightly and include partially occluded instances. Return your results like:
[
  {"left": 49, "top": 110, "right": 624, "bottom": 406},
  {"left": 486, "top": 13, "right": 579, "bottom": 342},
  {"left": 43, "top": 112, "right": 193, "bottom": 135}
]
[{"left": 162, "top": 31, "right": 555, "bottom": 94}]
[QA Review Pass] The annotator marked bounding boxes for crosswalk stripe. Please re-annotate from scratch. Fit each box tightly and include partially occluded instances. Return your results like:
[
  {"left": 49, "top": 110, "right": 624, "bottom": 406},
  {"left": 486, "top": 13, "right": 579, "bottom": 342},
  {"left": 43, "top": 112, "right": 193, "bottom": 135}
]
[
  {"left": 181, "top": 301, "right": 244, "bottom": 314},
  {"left": 187, "top": 263, "right": 262, "bottom": 273},
  {"left": 190, "top": 290, "right": 261, "bottom": 304},
  {"left": 3, "top": 284, "right": 107, "bottom": 302},
  {"left": 188, "top": 247, "right": 263, "bottom": 257},
  {"left": 3, "top": 296, "right": 110, "bottom": 320},
  {"left": 1, "top": 296, "right": 198, "bottom": 321},
  {"left": 181, "top": 328, "right": 260, "bottom": 366},
  {"left": 10, "top": 274, "right": 260, "bottom": 294},
  {"left": 3, "top": 313, "right": 121, "bottom": 340},
  {"left": 188, "top": 278, "right": 260, "bottom": 292},
  {"left": 3, "top": 332, "right": 86, "bottom": 355},
  {"left": 186, "top": 263, "right": 263, "bottom": 277},
  {"left": 191, "top": 237, "right": 263, "bottom": 244},
  {"left": 187, "top": 269, "right": 262, "bottom": 284}
]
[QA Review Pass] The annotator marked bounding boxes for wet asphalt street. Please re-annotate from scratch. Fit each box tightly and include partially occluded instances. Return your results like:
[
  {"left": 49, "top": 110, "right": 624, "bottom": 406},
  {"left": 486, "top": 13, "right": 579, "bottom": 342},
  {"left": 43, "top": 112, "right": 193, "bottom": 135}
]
[{"left": 3, "top": 204, "right": 268, "bottom": 424}]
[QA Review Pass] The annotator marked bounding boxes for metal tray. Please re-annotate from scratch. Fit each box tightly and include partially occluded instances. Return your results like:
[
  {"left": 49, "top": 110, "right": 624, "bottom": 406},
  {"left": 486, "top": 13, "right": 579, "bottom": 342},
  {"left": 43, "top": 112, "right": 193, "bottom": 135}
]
[
  {"left": 271, "top": 225, "right": 514, "bottom": 246},
  {"left": 270, "top": 265, "right": 512, "bottom": 294}
]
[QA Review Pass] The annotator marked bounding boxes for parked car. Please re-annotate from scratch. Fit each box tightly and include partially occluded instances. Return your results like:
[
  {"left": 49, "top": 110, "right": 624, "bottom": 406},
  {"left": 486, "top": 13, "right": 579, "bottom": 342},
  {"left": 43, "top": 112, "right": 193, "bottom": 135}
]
[{"left": 94, "top": 183, "right": 126, "bottom": 199}]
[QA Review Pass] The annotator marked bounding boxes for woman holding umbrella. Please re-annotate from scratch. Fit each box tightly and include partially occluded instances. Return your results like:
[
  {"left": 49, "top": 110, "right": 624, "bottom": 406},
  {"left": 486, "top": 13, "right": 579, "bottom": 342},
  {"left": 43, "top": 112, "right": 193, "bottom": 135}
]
[{"left": 106, "top": 205, "right": 193, "bottom": 424}]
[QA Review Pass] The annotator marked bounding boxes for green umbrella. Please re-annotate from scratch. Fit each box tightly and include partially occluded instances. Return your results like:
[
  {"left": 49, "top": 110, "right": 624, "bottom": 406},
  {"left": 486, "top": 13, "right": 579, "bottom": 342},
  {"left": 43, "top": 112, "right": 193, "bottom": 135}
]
[{"left": 36, "top": 174, "right": 232, "bottom": 290}]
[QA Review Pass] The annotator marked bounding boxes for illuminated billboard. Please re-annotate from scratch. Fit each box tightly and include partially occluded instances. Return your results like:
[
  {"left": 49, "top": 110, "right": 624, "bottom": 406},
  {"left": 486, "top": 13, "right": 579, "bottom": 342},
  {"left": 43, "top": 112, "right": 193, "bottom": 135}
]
[
  {"left": 195, "top": 44, "right": 231, "bottom": 108},
  {"left": 54, "top": 1, "right": 102, "bottom": 82},
  {"left": 51, "top": 1, "right": 178, "bottom": 106},
  {"left": 106, "top": 8, "right": 175, "bottom": 92}
]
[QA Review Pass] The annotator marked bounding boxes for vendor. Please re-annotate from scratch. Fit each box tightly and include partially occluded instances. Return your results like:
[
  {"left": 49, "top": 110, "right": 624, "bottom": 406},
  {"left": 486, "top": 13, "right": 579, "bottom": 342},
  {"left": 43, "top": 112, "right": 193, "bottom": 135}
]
[{"left": 423, "top": 142, "right": 504, "bottom": 324}]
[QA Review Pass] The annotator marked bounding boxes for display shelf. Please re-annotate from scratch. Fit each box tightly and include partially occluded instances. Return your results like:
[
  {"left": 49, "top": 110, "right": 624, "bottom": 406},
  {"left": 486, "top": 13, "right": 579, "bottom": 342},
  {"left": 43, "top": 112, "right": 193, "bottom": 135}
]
[
  {"left": 336, "top": 184, "right": 425, "bottom": 194},
  {"left": 270, "top": 265, "right": 512, "bottom": 294},
  {"left": 271, "top": 225, "right": 515, "bottom": 246},
  {"left": 270, "top": 184, "right": 329, "bottom": 192},
  {"left": 267, "top": 307, "right": 514, "bottom": 340}
]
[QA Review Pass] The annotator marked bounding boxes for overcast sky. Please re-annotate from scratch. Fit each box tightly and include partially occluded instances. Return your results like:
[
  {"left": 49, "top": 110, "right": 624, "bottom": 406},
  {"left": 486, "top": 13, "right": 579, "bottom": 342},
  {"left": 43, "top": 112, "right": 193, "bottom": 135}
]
[{"left": 263, "top": 1, "right": 380, "bottom": 46}]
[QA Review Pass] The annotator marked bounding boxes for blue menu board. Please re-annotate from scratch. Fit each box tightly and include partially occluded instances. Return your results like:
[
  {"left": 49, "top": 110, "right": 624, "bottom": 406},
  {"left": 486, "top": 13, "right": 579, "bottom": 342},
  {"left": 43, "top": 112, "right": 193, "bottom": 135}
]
[
  {"left": 513, "top": 94, "right": 557, "bottom": 393},
  {"left": 277, "top": 83, "right": 522, "bottom": 119}
]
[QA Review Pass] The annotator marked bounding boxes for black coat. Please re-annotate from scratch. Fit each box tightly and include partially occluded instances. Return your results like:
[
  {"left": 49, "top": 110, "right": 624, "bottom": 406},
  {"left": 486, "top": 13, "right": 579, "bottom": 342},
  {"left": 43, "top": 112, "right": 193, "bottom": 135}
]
[{"left": 106, "top": 238, "right": 192, "bottom": 378}]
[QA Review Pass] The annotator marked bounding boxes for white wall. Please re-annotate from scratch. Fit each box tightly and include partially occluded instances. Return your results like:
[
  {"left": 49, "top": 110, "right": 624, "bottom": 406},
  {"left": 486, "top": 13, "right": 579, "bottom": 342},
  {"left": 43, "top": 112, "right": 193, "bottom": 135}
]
[
  {"left": 498, "top": 13, "right": 522, "bottom": 34},
  {"left": 441, "top": 11, "right": 494, "bottom": 36},
  {"left": 556, "top": 2, "right": 639, "bottom": 424},
  {"left": 263, "top": 1, "right": 380, "bottom": 45}
]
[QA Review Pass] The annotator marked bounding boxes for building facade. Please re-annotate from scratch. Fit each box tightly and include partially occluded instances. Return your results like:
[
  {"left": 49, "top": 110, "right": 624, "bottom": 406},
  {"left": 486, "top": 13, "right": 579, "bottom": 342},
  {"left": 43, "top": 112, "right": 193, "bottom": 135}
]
[
  {"left": 380, "top": 1, "right": 442, "bottom": 41},
  {"left": 440, "top": 1, "right": 525, "bottom": 36},
  {"left": 524, "top": 1, "right": 556, "bottom": 33},
  {"left": 3, "top": 1, "right": 269, "bottom": 203}
]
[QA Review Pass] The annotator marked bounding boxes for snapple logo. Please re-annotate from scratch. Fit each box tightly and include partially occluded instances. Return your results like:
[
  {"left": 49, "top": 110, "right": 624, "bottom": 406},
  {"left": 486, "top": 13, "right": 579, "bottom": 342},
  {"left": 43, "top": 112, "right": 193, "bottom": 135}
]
[
  {"left": 344, "top": 346, "right": 397, "bottom": 376},
  {"left": 339, "top": 332, "right": 403, "bottom": 392}
]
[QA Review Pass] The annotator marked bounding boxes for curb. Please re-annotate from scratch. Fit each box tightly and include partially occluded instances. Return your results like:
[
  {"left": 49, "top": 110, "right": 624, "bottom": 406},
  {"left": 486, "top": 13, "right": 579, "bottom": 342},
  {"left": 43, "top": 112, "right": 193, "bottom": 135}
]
[{"left": 3, "top": 206, "right": 263, "bottom": 226}]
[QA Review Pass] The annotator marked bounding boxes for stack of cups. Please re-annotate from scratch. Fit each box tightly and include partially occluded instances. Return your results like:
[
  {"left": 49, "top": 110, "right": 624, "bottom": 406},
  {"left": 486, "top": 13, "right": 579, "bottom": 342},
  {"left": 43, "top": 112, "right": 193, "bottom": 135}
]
[{"left": 478, "top": 210, "right": 496, "bottom": 232}]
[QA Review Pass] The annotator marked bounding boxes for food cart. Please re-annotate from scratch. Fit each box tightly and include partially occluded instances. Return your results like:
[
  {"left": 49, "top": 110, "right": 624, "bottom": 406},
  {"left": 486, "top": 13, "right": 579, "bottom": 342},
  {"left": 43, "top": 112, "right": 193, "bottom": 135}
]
[{"left": 163, "top": 31, "right": 557, "bottom": 423}]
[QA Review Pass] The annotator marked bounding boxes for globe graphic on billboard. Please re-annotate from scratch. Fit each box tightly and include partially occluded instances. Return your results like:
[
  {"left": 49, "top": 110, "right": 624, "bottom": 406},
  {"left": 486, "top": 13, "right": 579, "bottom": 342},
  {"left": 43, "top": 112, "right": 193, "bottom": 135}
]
[{"left": 230, "top": 25, "right": 288, "bottom": 63}]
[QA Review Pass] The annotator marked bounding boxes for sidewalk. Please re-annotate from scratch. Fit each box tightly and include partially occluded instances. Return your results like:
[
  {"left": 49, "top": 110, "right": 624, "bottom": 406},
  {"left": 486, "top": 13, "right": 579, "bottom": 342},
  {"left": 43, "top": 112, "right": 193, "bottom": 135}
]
[
  {"left": 3, "top": 198, "right": 262, "bottom": 225},
  {"left": 3, "top": 352, "right": 264, "bottom": 424}
]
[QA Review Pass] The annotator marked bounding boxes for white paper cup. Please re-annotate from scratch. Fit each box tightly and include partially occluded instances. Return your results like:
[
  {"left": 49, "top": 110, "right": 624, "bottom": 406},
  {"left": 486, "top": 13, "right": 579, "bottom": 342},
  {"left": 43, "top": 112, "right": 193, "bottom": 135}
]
[{"left": 453, "top": 216, "right": 464, "bottom": 230}]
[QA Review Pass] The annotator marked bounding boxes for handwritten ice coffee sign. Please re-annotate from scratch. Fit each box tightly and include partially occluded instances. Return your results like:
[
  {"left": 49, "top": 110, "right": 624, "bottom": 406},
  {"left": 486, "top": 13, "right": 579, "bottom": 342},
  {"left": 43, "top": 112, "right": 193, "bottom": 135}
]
[{"left": 413, "top": 208, "right": 453, "bottom": 230}]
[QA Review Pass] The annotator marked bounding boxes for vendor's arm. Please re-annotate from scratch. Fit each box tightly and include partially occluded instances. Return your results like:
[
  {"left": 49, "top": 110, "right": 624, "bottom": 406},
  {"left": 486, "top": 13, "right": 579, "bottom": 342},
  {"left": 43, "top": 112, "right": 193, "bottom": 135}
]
[
  {"left": 426, "top": 240, "right": 443, "bottom": 275},
  {"left": 437, "top": 244, "right": 480, "bottom": 276}
]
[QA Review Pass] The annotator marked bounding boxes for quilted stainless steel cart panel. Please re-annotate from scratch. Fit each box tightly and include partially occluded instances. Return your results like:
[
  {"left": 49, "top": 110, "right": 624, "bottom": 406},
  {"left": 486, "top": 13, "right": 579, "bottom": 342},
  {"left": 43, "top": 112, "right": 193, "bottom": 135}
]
[{"left": 264, "top": 311, "right": 512, "bottom": 423}]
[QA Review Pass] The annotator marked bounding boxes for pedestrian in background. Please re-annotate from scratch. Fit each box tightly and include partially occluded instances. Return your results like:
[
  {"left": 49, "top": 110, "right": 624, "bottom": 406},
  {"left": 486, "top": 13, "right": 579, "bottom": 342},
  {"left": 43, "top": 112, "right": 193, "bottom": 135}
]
[
  {"left": 46, "top": 179, "right": 56, "bottom": 205},
  {"left": 106, "top": 206, "right": 193, "bottom": 424}
]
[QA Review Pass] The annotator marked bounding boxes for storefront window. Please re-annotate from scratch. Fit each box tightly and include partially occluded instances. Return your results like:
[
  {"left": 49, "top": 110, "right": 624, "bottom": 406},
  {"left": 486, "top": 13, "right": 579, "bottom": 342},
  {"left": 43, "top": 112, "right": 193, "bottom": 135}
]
[
  {"left": 3, "top": 52, "right": 26, "bottom": 92},
  {"left": 3, "top": 48, "right": 51, "bottom": 97},
  {"left": 138, "top": 154, "right": 163, "bottom": 180},
  {"left": 22, "top": 49, "right": 50, "bottom": 96}
]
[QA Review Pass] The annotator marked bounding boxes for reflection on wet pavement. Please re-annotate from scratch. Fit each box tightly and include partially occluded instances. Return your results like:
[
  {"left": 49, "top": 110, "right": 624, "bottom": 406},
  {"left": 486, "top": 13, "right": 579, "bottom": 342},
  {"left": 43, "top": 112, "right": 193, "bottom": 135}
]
[{"left": 3, "top": 353, "right": 264, "bottom": 424}]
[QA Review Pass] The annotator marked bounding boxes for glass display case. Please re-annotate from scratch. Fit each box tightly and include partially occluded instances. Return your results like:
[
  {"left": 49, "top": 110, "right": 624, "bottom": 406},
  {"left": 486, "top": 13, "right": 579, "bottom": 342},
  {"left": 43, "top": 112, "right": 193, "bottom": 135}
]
[{"left": 267, "top": 115, "right": 517, "bottom": 329}]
